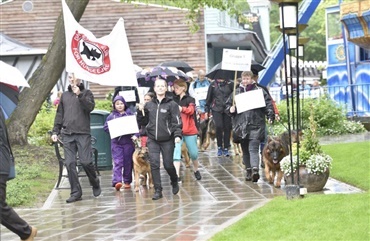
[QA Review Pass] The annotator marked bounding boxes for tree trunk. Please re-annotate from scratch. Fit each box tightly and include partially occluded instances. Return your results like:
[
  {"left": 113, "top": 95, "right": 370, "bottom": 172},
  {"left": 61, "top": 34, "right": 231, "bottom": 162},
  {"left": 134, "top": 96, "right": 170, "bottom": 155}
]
[{"left": 7, "top": 0, "right": 90, "bottom": 146}]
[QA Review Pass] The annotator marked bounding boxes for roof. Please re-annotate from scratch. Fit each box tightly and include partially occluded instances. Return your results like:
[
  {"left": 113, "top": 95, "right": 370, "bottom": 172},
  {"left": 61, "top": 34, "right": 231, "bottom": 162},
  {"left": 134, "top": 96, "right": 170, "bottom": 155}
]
[{"left": 0, "top": 33, "right": 47, "bottom": 56}]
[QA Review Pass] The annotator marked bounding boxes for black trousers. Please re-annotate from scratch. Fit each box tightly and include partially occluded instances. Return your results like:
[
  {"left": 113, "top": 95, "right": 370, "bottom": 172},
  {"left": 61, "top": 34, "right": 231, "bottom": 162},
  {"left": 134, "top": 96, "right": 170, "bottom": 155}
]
[
  {"left": 147, "top": 138, "right": 178, "bottom": 191},
  {"left": 212, "top": 111, "right": 232, "bottom": 149},
  {"left": 240, "top": 139, "right": 261, "bottom": 169},
  {"left": 0, "top": 175, "right": 31, "bottom": 240},
  {"left": 62, "top": 134, "right": 99, "bottom": 197}
]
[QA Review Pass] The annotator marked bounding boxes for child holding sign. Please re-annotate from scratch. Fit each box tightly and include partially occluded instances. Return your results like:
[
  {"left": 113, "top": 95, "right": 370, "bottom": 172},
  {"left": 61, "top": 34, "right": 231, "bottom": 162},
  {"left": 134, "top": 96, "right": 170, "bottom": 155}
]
[
  {"left": 104, "top": 96, "right": 139, "bottom": 191},
  {"left": 227, "top": 71, "right": 275, "bottom": 183}
]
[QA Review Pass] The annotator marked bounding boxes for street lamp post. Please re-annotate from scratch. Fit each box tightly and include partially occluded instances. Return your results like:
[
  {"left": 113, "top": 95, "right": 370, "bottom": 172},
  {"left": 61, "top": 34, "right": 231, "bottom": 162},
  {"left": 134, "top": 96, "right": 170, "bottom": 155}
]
[{"left": 270, "top": 0, "right": 301, "bottom": 199}]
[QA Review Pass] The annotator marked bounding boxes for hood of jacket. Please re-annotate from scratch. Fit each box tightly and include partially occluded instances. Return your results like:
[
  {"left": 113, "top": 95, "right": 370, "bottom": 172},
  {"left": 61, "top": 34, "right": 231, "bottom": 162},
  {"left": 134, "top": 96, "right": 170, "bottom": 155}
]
[{"left": 113, "top": 95, "right": 129, "bottom": 112}]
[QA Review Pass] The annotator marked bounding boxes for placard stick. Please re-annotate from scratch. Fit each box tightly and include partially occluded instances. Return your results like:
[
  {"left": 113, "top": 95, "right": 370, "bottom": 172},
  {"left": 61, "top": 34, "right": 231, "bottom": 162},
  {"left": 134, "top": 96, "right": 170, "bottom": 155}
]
[
  {"left": 232, "top": 70, "right": 238, "bottom": 106},
  {"left": 232, "top": 47, "right": 240, "bottom": 106}
]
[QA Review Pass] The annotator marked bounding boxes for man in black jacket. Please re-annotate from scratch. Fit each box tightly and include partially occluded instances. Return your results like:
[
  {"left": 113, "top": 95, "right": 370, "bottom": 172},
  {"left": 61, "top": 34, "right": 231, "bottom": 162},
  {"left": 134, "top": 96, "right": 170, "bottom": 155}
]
[
  {"left": 51, "top": 75, "right": 101, "bottom": 203},
  {"left": 0, "top": 107, "right": 37, "bottom": 240}
]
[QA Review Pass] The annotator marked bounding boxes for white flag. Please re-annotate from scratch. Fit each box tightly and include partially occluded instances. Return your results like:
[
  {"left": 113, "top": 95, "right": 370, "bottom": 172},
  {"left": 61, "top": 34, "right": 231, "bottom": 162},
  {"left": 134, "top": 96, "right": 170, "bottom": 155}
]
[{"left": 62, "top": 0, "right": 137, "bottom": 87}]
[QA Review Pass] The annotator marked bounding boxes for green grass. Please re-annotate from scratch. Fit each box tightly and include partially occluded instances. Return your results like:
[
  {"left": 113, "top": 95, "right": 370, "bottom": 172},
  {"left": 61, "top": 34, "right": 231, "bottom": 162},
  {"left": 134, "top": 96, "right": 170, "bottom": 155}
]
[
  {"left": 8, "top": 145, "right": 58, "bottom": 207},
  {"left": 322, "top": 141, "right": 370, "bottom": 191},
  {"left": 209, "top": 141, "right": 370, "bottom": 241}
]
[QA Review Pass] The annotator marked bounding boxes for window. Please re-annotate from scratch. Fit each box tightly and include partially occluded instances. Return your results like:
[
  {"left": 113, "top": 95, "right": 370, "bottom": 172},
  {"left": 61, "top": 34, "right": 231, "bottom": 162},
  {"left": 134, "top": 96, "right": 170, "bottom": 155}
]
[
  {"left": 327, "top": 12, "right": 342, "bottom": 40},
  {"left": 359, "top": 48, "right": 370, "bottom": 61}
]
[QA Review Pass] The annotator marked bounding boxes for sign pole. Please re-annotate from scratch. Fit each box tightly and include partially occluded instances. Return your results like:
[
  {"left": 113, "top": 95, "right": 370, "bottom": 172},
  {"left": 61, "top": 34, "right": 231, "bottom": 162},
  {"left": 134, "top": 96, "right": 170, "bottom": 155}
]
[{"left": 232, "top": 47, "right": 240, "bottom": 106}]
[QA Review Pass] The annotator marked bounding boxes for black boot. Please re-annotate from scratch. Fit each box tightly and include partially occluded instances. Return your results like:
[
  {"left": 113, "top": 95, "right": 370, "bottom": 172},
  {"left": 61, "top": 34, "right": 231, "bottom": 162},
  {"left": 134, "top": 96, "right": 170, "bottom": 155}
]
[
  {"left": 252, "top": 167, "right": 260, "bottom": 182},
  {"left": 245, "top": 168, "right": 252, "bottom": 181},
  {"left": 152, "top": 189, "right": 163, "bottom": 200},
  {"left": 171, "top": 181, "right": 179, "bottom": 195}
]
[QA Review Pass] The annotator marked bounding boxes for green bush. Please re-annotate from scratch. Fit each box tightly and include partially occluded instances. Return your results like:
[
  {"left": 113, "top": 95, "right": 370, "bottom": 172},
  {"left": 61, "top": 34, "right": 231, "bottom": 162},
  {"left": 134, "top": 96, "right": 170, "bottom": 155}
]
[
  {"left": 95, "top": 99, "right": 112, "bottom": 112},
  {"left": 28, "top": 104, "right": 56, "bottom": 146},
  {"left": 28, "top": 99, "right": 113, "bottom": 145},
  {"left": 273, "top": 97, "right": 366, "bottom": 136}
]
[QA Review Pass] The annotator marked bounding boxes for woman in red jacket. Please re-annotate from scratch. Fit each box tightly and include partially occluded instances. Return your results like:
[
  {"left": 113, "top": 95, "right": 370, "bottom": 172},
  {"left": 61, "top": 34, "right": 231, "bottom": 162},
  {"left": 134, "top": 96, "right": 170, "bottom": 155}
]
[{"left": 173, "top": 79, "right": 202, "bottom": 182}]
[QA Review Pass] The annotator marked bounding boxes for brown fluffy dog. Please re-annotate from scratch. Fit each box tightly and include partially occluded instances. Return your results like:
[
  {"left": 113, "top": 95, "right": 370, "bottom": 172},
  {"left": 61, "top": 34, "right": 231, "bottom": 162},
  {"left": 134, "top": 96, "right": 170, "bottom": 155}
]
[
  {"left": 181, "top": 142, "right": 191, "bottom": 168},
  {"left": 262, "top": 136, "right": 288, "bottom": 187},
  {"left": 202, "top": 116, "right": 216, "bottom": 151},
  {"left": 133, "top": 146, "right": 154, "bottom": 192},
  {"left": 262, "top": 130, "right": 303, "bottom": 187}
]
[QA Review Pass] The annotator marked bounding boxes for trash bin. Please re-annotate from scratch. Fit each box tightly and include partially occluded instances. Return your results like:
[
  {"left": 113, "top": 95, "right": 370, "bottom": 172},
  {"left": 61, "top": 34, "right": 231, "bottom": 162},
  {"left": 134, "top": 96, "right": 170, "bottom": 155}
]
[{"left": 90, "top": 110, "right": 112, "bottom": 170}]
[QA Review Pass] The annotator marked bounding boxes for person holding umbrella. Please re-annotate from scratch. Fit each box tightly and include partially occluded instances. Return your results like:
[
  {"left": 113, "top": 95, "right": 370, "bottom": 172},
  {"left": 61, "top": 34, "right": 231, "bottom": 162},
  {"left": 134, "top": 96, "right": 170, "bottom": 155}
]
[
  {"left": 136, "top": 77, "right": 182, "bottom": 200},
  {"left": 204, "top": 72, "right": 234, "bottom": 157},
  {"left": 226, "top": 71, "right": 275, "bottom": 182},
  {"left": 0, "top": 62, "right": 37, "bottom": 240}
]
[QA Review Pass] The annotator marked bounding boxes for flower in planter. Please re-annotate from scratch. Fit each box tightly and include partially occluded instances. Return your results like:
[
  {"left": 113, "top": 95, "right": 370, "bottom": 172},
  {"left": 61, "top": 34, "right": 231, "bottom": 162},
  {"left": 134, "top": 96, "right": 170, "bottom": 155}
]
[
  {"left": 281, "top": 153, "right": 332, "bottom": 176},
  {"left": 280, "top": 104, "right": 333, "bottom": 176}
]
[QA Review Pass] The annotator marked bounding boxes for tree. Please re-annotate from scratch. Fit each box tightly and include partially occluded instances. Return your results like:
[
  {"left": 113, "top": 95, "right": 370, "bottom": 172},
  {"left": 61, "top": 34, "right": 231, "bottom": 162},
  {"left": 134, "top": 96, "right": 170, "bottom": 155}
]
[
  {"left": 8, "top": 0, "right": 89, "bottom": 145},
  {"left": 7, "top": 0, "right": 243, "bottom": 145}
]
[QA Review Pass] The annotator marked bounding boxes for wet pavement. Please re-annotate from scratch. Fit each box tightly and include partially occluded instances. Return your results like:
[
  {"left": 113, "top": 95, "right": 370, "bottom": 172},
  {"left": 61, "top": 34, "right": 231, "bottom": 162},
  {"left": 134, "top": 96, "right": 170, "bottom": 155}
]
[{"left": 1, "top": 137, "right": 365, "bottom": 241}]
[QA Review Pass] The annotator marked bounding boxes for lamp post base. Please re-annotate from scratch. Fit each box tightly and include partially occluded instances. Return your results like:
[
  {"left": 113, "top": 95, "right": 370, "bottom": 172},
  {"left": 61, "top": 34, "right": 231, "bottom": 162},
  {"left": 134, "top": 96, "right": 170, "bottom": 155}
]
[{"left": 285, "top": 185, "right": 301, "bottom": 199}]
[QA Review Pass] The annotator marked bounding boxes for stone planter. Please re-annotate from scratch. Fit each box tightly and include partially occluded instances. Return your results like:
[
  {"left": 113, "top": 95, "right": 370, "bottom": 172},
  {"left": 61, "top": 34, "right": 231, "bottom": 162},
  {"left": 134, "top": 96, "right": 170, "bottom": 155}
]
[{"left": 284, "top": 165, "right": 330, "bottom": 192}]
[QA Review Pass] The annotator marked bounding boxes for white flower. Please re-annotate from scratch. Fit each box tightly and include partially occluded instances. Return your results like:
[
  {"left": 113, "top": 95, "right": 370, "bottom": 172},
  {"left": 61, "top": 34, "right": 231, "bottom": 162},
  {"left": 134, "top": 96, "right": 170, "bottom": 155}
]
[
  {"left": 306, "top": 154, "right": 332, "bottom": 175},
  {"left": 280, "top": 153, "right": 332, "bottom": 176}
]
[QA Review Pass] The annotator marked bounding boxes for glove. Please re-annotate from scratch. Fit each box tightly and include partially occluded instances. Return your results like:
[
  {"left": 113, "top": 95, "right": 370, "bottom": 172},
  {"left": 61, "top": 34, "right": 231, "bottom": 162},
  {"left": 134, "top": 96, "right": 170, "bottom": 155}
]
[{"left": 175, "top": 137, "right": 181, "bottom": 143}]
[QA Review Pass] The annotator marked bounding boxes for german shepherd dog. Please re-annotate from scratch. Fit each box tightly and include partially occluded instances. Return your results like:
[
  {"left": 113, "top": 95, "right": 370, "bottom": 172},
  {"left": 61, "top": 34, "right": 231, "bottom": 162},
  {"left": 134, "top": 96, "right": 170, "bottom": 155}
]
[
  {"left": 262, "top": 130, "right": 303, "bottom": 187},
  {"left": 202, "top": 116, "right": 241, "bottom": 155},
  {"left": 133, "top": 145, "right": 154, "bottom": 192}
]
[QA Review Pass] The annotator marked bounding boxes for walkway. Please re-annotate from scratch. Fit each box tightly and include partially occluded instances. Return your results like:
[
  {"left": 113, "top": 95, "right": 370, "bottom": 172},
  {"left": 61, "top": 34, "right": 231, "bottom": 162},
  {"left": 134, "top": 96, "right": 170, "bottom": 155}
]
[{"left": 1, "top": 139, "right": 365, "bottom": 241}]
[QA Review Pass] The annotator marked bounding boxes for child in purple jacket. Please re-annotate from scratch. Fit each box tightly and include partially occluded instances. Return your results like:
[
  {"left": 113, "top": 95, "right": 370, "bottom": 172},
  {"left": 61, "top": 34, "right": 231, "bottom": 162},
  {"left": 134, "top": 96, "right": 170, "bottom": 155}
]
[{"left": 104, "top": 95, "right": 138, "bottom": 191}]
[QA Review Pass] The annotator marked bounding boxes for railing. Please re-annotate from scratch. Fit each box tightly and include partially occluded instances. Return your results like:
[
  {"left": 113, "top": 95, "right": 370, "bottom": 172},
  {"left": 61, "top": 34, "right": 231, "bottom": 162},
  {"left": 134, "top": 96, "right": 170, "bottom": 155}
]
[{"left": 268, "top": 83, "right": 370, "bottom": 117}]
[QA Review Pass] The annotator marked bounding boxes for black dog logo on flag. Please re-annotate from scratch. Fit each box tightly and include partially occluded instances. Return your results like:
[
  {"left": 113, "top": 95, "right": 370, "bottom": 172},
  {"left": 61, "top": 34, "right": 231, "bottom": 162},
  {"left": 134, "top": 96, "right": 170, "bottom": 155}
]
[
  {"left": 71, "top": 31, "right": 111, "bottom": 75},
  {"left": 80, "top": 42, "right": 101, "bottom": 61}
]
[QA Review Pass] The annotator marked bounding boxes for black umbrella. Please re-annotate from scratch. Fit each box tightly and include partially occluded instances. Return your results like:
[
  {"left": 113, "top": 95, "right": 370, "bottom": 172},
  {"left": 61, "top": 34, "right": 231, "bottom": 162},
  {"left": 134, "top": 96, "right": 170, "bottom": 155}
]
[
  {"left": 205, "top": 62, "right": 237, "bottom": 80},
  {"left": 251, "top": 60, "right": 265, "bottom": 75},
  {"left": 159, "top": 60, "right": 194, "bottom": 73}
]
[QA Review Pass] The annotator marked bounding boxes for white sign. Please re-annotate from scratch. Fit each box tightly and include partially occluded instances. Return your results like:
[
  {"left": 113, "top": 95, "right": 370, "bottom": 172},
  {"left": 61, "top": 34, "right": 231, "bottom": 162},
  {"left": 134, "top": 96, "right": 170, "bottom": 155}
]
[
  {"left": 137, "top": 87, "right": 150, "bottom": 103},
  {"left": 194, "top": 87, "right": 208, "bottom": 100},
  {"left": 234, "top": 89, "right": 266, "bottom": 113},
  {"left": 119, "top": 90, "right": 136, "bottom": 102},
  {"left": 222, "top": 49, "right": 252, "bottom": 72},
  {"left": 107, "top": 115, "right": 139, "bottom": 139}
]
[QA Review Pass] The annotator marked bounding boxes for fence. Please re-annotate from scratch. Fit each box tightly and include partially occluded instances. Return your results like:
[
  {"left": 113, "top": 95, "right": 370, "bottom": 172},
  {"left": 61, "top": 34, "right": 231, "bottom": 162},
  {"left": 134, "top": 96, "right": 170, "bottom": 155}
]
[{"left": 269, "top": 83, "right": 370, "bottom": 117}]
